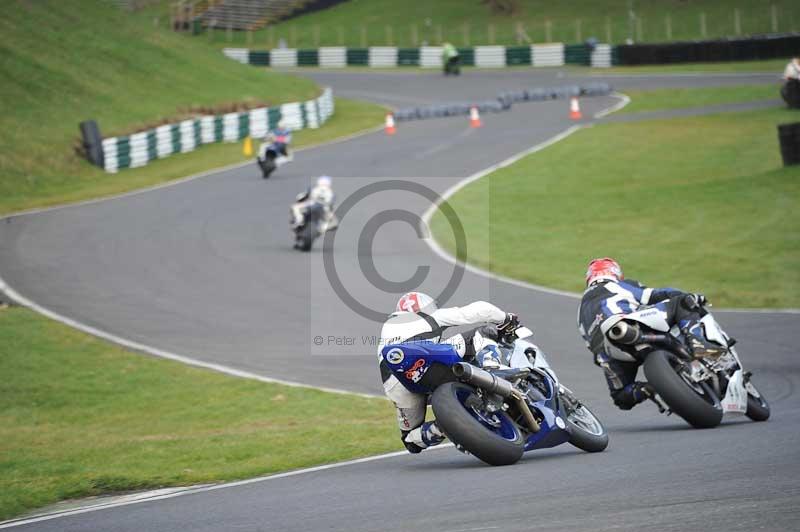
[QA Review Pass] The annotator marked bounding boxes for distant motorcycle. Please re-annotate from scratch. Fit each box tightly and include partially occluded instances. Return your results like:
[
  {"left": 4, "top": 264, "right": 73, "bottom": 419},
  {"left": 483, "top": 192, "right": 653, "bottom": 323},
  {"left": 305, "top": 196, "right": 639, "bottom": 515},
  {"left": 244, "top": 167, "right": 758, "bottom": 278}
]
[
  {"left": 380, "top": 324, "right": 608, "bottom": 466},
  {"left": 604, "top": 302, "right": 770, "bottom": 428},
  {"left": 290, "top": 200, "right": 325, "bottom": 252},
  {"left": 257, "top": 135, "right": 292, "bottom": 179}
]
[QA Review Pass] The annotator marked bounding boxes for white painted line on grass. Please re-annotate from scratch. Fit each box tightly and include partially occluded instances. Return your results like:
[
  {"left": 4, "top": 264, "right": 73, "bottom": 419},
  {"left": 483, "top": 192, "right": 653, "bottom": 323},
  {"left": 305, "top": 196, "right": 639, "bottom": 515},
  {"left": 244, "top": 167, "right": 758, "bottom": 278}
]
[
  {"left": 421, "top": 125, "right": 586, "bottom": 301},
  {"left": 0, "top": 445, "right": 453, "bottom": 529},
  {"left": 594, "top": 92, "right": 630, "bottom": 118}
]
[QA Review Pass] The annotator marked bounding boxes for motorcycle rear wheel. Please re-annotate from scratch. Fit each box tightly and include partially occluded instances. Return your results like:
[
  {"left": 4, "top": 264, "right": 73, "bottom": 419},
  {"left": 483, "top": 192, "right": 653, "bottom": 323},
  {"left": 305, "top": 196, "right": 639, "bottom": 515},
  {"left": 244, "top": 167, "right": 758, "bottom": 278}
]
[
  {"left": 643, "top": 351, "right": 723, "bottom": 428},
  {"left": 260, "top": 157, "right": 276, "bottom": 178},
  {"left": 431, "top": 382, "right": 525, "bottom": 466}
]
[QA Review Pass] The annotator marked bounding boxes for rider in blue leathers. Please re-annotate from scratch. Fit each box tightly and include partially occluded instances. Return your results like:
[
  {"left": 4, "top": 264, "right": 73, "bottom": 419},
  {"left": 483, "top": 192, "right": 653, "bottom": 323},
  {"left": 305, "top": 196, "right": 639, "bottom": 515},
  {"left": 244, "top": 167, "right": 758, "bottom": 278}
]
[{"left": 578, "top": 258, "right": 707, "bottom": 410}]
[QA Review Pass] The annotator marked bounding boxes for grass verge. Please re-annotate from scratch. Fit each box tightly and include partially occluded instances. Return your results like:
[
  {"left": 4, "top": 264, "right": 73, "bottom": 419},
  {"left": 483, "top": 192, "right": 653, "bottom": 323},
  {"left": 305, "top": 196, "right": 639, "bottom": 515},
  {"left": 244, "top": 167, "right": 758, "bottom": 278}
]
[
  {"left": 430, "top": 103, "right": 800, "bottom": 308},
  {"left": 0, "top": 305, "right": 398, "bottom": 521},
  {"left": 618, "top": 84, "right": 781, "bottom": 114},
  {"left": 0, "top": 0, "right": 385, "bottom": 215}
]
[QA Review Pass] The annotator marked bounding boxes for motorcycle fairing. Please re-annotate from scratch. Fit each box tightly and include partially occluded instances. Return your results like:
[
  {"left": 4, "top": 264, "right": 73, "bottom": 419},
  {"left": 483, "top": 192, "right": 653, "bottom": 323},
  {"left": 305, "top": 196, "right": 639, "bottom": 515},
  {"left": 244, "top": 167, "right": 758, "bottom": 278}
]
[
  {"left": 720, "top": 369, "right": 748, "bottom": 413},
  {"left": 380, "top": 342, "right": 461, "bottom": 394}
]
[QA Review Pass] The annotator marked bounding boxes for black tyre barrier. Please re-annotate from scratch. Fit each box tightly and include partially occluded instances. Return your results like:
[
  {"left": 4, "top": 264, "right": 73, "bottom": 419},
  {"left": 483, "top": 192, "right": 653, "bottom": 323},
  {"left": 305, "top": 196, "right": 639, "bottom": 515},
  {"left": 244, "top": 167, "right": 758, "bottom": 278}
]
[
  {"left": 777, "top": 122, "right": 800, "bottom": 166},
  {"left": 79, "top": 120, "right": 104, "bottom": 168},
  {"left": 392, "top": 83, "right": 612, "bottom": 122}
]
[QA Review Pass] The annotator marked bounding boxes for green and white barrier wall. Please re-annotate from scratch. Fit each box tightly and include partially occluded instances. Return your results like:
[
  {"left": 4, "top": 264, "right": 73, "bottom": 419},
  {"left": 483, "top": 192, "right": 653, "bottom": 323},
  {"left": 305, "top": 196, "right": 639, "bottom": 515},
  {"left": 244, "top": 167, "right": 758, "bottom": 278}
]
[
  {"left": 101, "top": 88, "right": 334, "bottom": 173},
  {"left": 224, "top": 43, "right": 613, "bottom": 68}
]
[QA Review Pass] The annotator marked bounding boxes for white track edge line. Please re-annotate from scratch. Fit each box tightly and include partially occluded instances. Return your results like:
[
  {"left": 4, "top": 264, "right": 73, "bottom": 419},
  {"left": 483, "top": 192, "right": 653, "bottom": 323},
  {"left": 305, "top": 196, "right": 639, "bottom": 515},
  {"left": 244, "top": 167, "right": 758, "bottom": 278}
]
[
  {"left": 0, "top": 444, "right": 453, "bottom": 529},
  {"left": 594, "top": 92, "right": 630, "bottom": 118}
]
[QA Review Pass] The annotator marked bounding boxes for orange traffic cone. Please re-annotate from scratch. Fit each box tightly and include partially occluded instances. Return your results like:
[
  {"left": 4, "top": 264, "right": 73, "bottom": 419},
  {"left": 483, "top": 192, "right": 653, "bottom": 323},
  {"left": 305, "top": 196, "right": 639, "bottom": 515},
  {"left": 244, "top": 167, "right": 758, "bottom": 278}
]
[
  {"left": 385, "top": 113, "right": 396, "bottom": 135},
  {"left": 569, "top": 97, "right": 582, "bottom": 120},
  {"left": 469, "top": 106, "right": 482, "bottom": 128}
]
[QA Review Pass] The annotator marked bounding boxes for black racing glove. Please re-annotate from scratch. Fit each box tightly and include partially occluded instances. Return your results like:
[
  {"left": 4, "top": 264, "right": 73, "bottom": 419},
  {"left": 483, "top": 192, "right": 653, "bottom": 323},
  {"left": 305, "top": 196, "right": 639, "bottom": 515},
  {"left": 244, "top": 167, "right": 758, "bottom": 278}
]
[
  {"left": 682, "top": 293, "right": 708, "bottom": 310},
  {"left": 496, "top": 313, "right": 520, "bottom": 344}
]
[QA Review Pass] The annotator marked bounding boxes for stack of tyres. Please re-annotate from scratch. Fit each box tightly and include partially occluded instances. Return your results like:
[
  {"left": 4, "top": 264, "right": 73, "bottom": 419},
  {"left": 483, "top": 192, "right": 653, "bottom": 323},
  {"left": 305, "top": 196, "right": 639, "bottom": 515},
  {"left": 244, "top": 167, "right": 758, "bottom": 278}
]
[{"left": 777, "top": 122, "right": 800, "bottom": 166}]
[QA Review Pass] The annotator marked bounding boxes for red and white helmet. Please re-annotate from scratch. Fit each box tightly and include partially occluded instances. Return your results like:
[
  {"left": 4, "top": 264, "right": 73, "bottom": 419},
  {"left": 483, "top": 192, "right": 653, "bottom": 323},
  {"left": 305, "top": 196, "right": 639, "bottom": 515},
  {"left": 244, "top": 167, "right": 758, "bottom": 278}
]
[
  {"left": 395, "top": 292, "right": 437, "bottom": 314},
  {"left": 586, "top": 257, "right": 623, "bottom": 286}
]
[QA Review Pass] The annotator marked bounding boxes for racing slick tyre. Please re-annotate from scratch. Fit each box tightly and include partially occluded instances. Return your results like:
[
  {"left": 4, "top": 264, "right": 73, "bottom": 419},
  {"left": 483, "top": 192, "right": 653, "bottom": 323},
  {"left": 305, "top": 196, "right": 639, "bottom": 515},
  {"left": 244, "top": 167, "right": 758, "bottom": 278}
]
[
  {"left": 563, "top": 400, "right": 608, "bottom": 453},
  {"left": 643, "top": 351, "right": 723, "bottom": 429},
  {"left": 431, "top": 382, "right": 525, "bottom": 466},
  {"left": 260, "top": 158, "right": 276, "bottom": 179},
  {"left": 744, "top": 380, "right": 770, "bottom": 422}
]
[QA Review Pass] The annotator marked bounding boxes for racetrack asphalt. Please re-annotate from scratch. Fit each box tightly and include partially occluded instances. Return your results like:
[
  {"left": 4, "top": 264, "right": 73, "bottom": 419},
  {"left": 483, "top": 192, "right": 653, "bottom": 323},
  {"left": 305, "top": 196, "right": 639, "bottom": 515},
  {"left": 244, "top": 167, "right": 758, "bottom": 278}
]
[{"left": 1, "top": 69, "right": 798, "bottom": 531}]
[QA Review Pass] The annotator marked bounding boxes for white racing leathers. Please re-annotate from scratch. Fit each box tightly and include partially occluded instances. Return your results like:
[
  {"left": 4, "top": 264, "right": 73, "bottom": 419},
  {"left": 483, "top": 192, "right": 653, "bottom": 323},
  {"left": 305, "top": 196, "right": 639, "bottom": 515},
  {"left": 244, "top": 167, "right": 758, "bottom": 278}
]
[
  {"left": 290, "top": 184, "right": 338, "bottom": 231},
  {"left": 377, "top": 302, "right": 507, "bottom": 449}
]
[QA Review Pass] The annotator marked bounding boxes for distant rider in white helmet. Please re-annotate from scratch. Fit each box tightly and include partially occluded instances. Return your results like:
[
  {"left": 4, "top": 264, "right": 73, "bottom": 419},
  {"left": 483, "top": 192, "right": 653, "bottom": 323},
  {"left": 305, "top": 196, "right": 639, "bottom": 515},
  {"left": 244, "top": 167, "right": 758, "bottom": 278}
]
[
  {"left": 290, "top": 175, "right": 338, "bottom": 233},
  {"left": 378, "top": 291, "right": 519, "bottom": 454}
]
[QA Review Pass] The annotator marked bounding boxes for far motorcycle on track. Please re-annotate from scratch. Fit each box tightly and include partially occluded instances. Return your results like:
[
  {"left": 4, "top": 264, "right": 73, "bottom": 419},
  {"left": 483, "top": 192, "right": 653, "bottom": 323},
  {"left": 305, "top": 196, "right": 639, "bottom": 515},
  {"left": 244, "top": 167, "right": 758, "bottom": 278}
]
[
  {"left": 604, "top": 303, "right": 770, "bottom": 428},
  {"left": 380, "top": 324, "right": 608, "bottom": 466},
  {"left": 290, "top": 200, "right": 325, "bottom": 251},
  {"left": 256, "top": 135, "right": 292, "bottom": 179}
]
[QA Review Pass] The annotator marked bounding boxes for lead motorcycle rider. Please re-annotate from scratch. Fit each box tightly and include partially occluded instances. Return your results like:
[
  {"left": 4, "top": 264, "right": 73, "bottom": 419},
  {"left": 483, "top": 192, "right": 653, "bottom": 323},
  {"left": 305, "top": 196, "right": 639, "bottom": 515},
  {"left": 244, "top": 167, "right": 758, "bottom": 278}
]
[
  {"left": 578, "top": 257, "right": 711, "bottom": 411},
  {"left": 378, "top": 292, "right": 520, "bottom": 454}
]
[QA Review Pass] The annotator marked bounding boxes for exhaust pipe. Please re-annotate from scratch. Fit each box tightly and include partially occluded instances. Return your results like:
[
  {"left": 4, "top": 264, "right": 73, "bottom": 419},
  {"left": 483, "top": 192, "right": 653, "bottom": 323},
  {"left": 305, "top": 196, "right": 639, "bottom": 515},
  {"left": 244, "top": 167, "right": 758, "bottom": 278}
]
[
  {"left": 608, "top": 321, "right": 641, "bottom": 344},
  {"left": 453, "top": 363, "right": 540, "bottom": 433},
  {"left": 453, "top": 362, "right": 514, "bottom": 398}
]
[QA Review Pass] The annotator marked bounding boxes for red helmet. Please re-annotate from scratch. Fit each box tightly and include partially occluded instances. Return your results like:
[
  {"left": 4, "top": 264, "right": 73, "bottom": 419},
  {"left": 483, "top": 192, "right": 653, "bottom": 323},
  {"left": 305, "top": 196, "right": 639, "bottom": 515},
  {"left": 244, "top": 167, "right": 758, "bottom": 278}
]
[
  {"left": 586, "top": 257, "right": 623, "bottom": 286},
  {"left": 395, "top": 292, "right": 437, "bottom": 314}
]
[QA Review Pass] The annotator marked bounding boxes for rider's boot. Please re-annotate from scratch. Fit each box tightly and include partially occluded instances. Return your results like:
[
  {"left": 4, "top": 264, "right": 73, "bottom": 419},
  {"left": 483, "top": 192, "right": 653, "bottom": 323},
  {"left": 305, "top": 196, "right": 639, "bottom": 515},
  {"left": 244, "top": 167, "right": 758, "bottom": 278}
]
[{"left": 402, "top": 421, "right": 445, "bottom": 454}]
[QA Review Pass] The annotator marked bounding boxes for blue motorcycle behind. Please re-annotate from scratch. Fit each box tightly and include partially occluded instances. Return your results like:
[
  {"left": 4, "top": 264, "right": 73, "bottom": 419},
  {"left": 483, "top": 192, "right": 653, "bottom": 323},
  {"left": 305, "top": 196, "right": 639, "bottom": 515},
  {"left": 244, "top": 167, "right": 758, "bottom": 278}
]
[{"left": 380, "top": 325, "right": 608, "bottom": 466}]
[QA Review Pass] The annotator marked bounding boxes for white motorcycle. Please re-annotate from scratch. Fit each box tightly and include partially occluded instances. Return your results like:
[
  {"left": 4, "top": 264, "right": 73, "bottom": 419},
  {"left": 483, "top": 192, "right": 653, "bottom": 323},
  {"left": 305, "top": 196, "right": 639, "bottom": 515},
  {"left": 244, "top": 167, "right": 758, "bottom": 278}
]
[{"left": 602, "top": 301, "right": 770, "bottom": 428}]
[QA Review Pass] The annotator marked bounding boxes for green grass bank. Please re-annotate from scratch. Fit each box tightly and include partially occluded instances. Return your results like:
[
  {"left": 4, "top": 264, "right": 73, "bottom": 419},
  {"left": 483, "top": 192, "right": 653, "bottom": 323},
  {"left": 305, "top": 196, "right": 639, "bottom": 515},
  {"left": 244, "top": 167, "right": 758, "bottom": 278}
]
[
  {"left": 430, "top": 90, "right": 800, "bottom": 308},
  {"left": 0, "top": 0, "right": 384, "bottom": 215}
]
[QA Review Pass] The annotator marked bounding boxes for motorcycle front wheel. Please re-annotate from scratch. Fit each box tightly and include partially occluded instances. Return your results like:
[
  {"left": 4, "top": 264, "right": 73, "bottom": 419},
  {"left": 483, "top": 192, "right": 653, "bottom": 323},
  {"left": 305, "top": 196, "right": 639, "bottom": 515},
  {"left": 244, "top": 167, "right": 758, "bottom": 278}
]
[
  {"left": 643, "top": 351, "right": 723, "bottom": 428},
  {"left": 562, "top": 397, "right": 608, "bottom": 453},
  {"left": 431, "top": 382, "right": 525, "bottom": 466},
  {"left": 744, "top": 379, "right": 770, "bottom": 421}
]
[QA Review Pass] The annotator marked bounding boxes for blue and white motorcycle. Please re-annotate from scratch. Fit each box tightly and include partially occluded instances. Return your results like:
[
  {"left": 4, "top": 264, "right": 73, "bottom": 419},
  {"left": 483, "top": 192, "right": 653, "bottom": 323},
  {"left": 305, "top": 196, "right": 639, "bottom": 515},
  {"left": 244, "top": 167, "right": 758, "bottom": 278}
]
[
  {"left": 604, "top": 301, "right": 770, "bottom": 428},
  {"left": 380, "top": 325, "right": 608, "bottom": 466}
]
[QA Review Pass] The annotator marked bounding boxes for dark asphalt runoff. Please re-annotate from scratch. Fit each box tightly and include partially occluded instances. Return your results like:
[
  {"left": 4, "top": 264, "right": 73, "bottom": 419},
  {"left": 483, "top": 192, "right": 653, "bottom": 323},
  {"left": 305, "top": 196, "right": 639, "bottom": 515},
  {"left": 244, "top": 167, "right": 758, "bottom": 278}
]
[{"left": 1, "top": 69, "right": 797, "bottom": 531}]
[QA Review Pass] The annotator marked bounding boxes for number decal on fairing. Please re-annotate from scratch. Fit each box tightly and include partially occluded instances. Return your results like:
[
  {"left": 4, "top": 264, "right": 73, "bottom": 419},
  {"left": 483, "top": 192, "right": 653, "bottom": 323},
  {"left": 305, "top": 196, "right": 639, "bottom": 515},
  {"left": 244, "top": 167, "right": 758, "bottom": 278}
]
[{"left": 603, "top": 283, "right": 639, "bottom": 314}]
